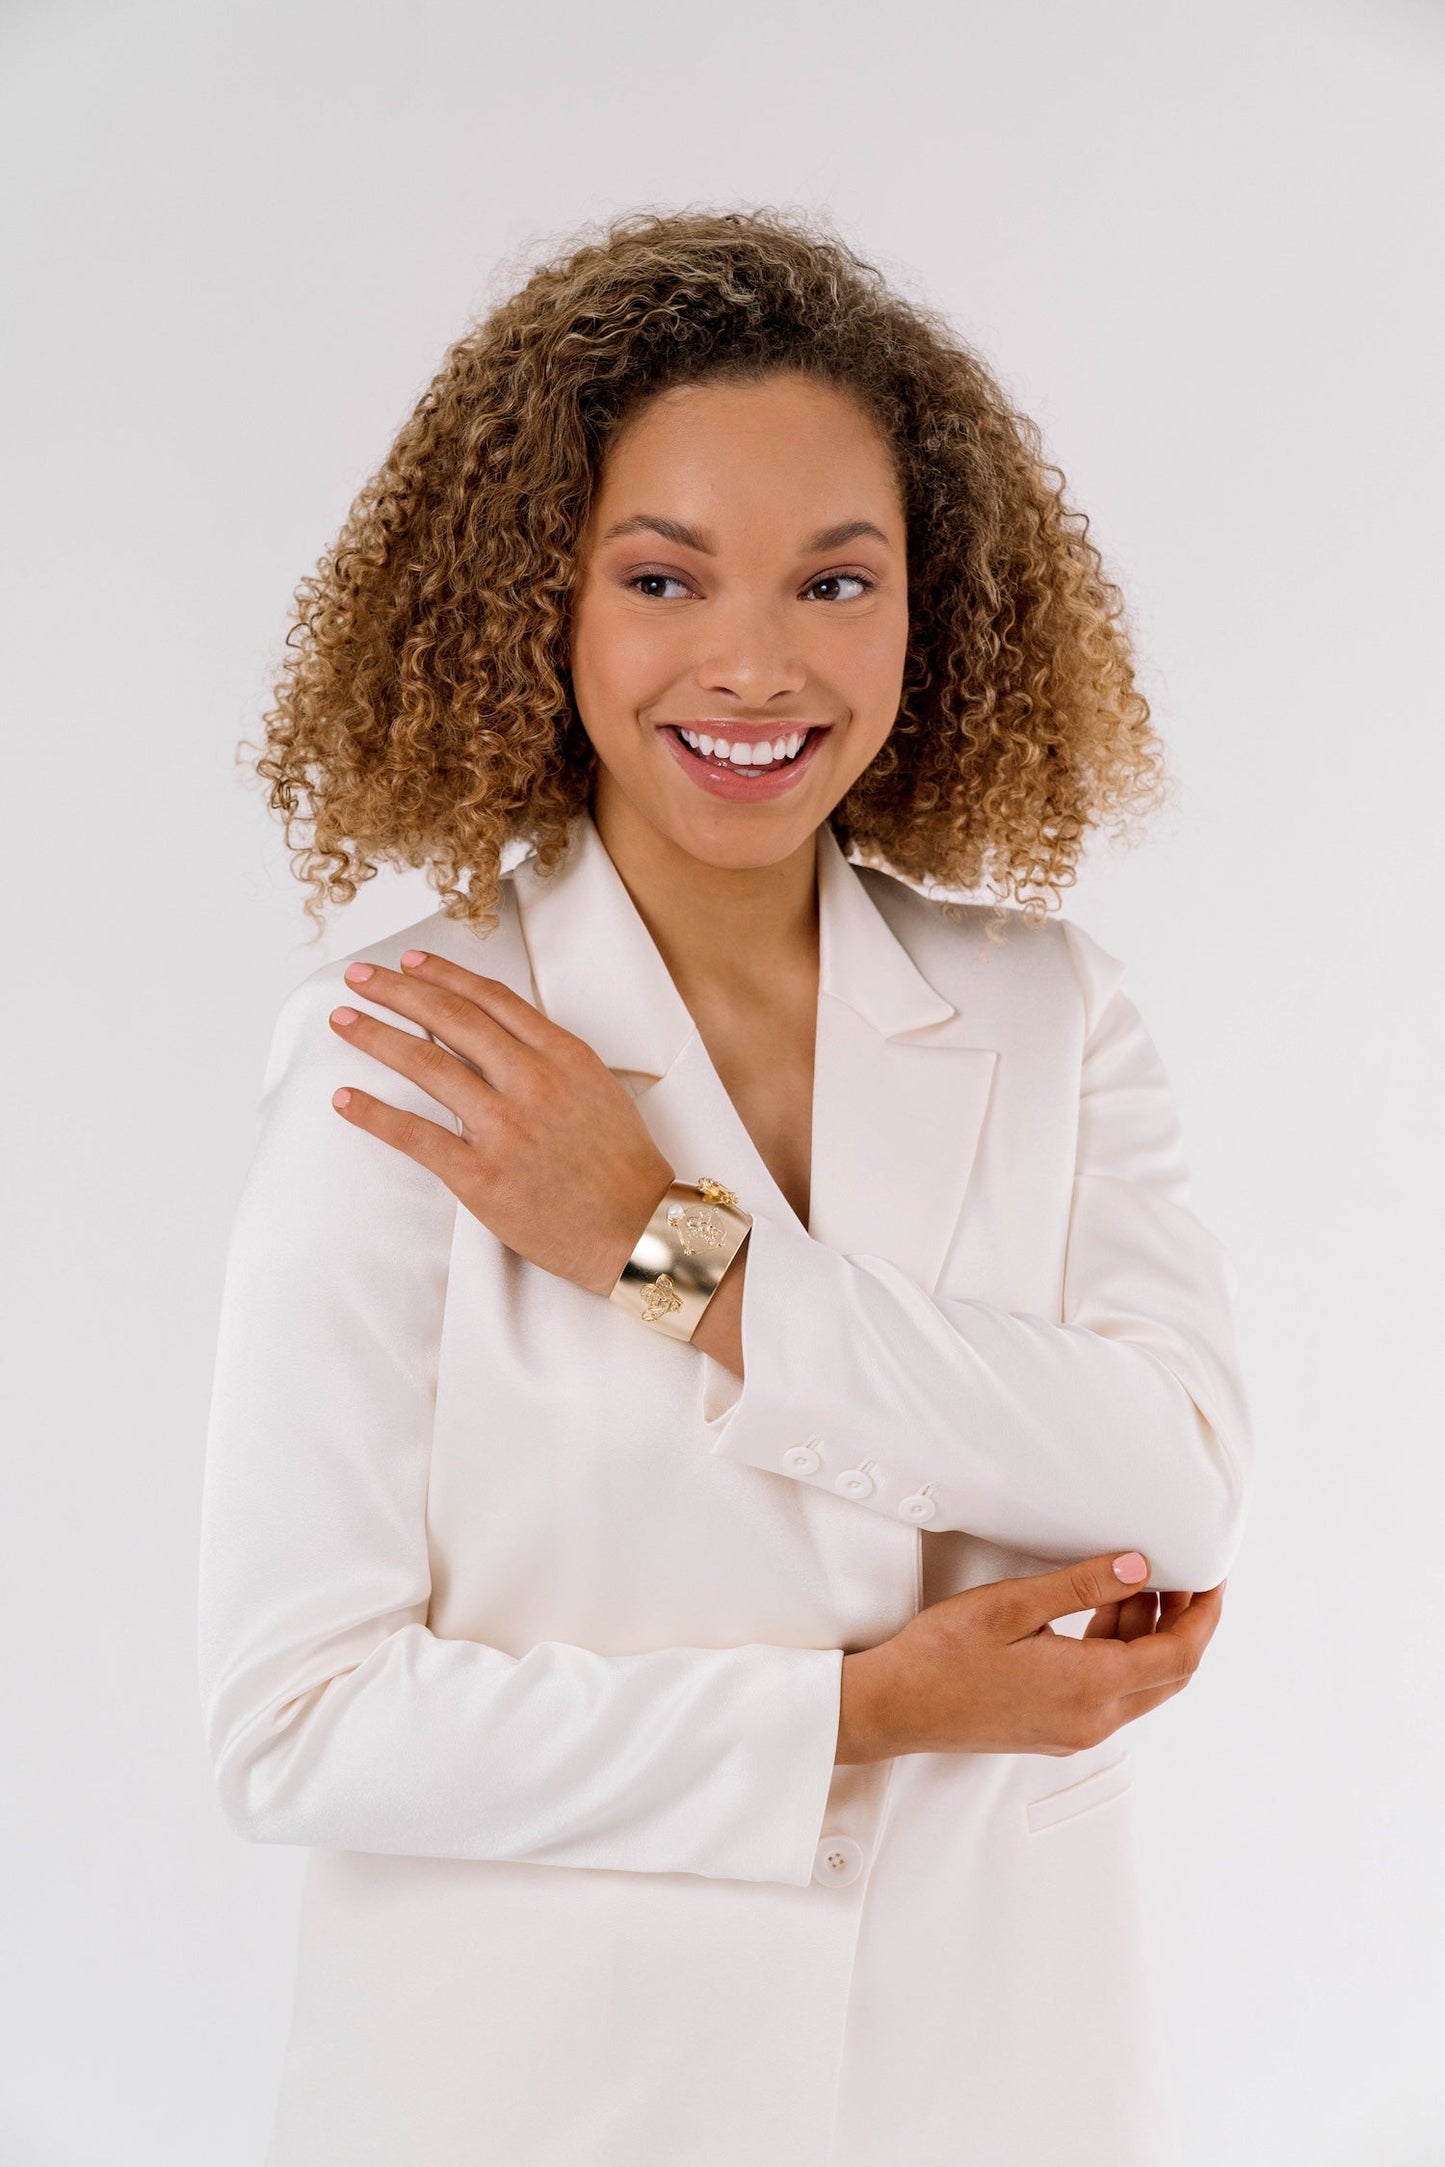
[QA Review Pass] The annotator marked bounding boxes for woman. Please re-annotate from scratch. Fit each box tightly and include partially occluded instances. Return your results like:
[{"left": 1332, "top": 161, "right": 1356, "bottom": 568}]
[{"left": 199, "top": 208, "right": 1253, "bottom": 2167}]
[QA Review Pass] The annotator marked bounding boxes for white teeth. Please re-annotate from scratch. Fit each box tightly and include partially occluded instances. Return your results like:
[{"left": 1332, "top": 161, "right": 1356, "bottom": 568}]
[{"left": 677, "top": 728, "right": 809, "bottom": 768}]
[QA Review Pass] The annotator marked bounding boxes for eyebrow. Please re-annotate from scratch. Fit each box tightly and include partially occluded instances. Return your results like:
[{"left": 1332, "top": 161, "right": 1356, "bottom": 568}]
[{"left": 599, "top": 514, "right": 893, "bottom": 554}]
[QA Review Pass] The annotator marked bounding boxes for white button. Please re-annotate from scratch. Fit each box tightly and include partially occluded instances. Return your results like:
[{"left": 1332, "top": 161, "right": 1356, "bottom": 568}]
[
  {"left": 898, "top": 1491, "right": 937, "bottom": 1523},
  {"left": 782, "top": 1442, "right": 822, "bottom": 1475},
  {"left": 812, "top": 1834, "right": 865, "bottom": 1887},
  {"left": 835, "top": 1465, "right": 875, "bottom": 1500}
]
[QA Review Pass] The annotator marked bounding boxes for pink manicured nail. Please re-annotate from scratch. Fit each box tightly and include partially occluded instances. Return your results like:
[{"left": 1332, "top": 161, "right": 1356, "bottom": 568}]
[
  {"left": 400, "top": 949, "right": 427, "bottom": 967},
  {"left": 331, "top": 1006, "right": 359, "bottom": 1026},
  {"left": 332, "top": 1089, "right": 352, "bottom": 1108},
  {"left": 344, "top": 962, "right": 375, "bottom": 983},
  {"left": 1112, "top": 1552, "right": 1148, "bottom": 1582}
]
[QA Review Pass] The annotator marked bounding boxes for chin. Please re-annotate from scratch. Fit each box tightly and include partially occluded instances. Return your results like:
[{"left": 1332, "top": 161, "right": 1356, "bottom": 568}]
[
  {"left": 589, "top": 746, "right": 829, "bottom": 869},
  {"left": 651, "top": 804, "right": 821, "bottom": 874},
  {"left": 682, "top": 822, "right": 821, "bottom": 872}
]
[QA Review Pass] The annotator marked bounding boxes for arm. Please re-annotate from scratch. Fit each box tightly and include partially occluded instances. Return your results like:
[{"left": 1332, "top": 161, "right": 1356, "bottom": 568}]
[
  {"left": 197, "top": 966, "right": 844, "bottom": 1886},
  {"left": 694, "top": 921, "right": 1254, "bottom": 1593}
]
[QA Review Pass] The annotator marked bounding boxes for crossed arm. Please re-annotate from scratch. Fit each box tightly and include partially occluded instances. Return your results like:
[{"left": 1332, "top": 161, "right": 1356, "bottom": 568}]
[{"left": 323, "top": 938, "right": 1251, "bottom": 1592}]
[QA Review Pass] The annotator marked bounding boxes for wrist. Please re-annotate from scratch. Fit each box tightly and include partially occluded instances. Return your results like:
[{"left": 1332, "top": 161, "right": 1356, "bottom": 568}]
[
  {"left": 584, "top": 1159, "right": 675, "bottom": 1297},
  {"left": 606, "top": 1172, "right": 752, "bottom": 1340},
  {"left": 835, "top": 1645, "right": 907, "bottom": 1765}
]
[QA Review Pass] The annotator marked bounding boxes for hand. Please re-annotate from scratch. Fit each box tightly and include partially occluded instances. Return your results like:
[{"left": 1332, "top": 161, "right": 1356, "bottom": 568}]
[
  {"left": 836, "top": 1550, "right": 1225, "bottom": 1764},
  {"left": 327, "top": 948, "right": 675, "bottom": 1295}
]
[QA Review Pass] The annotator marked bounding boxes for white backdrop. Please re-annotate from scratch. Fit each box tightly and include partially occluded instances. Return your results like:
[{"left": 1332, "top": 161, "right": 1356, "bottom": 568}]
[{"left": 2, "top": 1, "right": 1441, "bottom": 2161}]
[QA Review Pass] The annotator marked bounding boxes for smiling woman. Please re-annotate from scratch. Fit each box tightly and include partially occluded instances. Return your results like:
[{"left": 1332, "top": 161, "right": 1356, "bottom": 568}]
[
  {"left": 569, "top": 374, "right": 909, "bottom": 829},
  {"left": 200, "top": 207, "right": 1252, "bottom": 2167},
  {"left": 246, "top": 205, "right": 1165, "bottom": 939}
]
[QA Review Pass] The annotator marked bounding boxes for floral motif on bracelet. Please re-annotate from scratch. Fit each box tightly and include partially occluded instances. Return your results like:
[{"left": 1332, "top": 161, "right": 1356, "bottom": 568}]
[{"left": 665, "top": 1201, "right": 732, "bottom": 1255}]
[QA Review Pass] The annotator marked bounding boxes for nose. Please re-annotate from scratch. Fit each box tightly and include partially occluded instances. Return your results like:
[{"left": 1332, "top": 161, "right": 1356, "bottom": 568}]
[{"left": 693, "top": 595, "right": 808, "bottom": 706}]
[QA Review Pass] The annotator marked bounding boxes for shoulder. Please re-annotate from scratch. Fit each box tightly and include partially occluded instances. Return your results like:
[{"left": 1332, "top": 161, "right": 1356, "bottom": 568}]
[
  {"left": 260, "top": 881, "right": 529, "bottom": 1090},
  {"left": 280, "top": 880, "right": 526, "bottom": 1011},
  {"left": 854, "top": 863, "right": 1128, "bottom": 1036},
  {"left": 310, "top": 880, "right": 524, "bottom": 987}
]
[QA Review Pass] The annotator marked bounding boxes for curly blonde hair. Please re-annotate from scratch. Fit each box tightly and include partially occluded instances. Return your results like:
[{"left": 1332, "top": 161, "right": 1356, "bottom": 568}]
[{"left": 247, "top": 205, "right": 1168, "bottom": 939}]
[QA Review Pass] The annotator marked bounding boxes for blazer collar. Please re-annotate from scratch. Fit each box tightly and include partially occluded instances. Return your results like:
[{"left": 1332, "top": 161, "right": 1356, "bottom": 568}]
[
  {"left": 509, "top": 806, "right": 997, "bottom": 1289},
  {"left": 511, "top": 806, "right": 956, "bottom": 1083}
]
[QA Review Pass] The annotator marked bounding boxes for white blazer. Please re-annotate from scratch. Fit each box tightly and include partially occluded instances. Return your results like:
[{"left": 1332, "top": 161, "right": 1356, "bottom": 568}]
[{"left": 198, "top": 806, "right": 1253, "bottom": 2167}]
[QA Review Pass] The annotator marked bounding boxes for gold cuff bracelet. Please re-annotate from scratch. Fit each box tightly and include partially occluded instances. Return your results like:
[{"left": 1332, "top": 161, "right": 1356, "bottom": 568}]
[{"left": 608, "top": 1176, "right": 753, "bottom": 1343}]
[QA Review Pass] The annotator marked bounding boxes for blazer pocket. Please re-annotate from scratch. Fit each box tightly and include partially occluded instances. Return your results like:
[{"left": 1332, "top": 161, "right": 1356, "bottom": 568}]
[{"left": 1025, "top": 1748, "right": 1132, "bottom": 1835}]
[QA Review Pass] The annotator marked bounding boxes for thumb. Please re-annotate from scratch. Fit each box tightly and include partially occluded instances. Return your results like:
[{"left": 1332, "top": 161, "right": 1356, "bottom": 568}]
[{"left": 992, "top": 1549, "right": 1152, "bottom": 1637}]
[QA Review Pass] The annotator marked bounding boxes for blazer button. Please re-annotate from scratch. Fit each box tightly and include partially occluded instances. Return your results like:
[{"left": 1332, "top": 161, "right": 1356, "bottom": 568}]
[
  {"left": 782, "top": 1440, "right": 822, "bottom": 1475},
  {"left": 835, "top": 1463, "right": 876, "bottom": 1500},
  {"left": 897, "top": 1488, "right": 938, "bottom": 1524},
  {"left": 812, "top": 1834, "right": 865, "bottom": 1888}
]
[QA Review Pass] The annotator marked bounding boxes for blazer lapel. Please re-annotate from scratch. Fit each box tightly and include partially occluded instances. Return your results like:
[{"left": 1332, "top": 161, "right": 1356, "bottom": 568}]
[
  {"left": 805, "top": 824, "right": 998, "bottom": 1291},
  {"left": 511, "top": 810, "right": 997, "bottom": 1294},
  {"left": 512, "top": 812, "right": 793, "bottom": 1223},
  {"left": 510, "top": 813, "right": 698, "bottom": 1089}
]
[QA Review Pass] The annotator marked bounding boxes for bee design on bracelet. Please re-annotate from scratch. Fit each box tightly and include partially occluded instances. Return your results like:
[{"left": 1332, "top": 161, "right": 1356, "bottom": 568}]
[{"left": 640, "top": 1273, "right": 685, "bottom": 1326}]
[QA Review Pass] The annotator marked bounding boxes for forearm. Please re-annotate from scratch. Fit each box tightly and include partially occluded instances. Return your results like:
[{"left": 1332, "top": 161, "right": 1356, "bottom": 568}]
[
  {"left": 687, "top": 1230, "right": 748, "bottom": 1374},
  {"left": 202, "top": 1604, "right": 847, "bottom": 1880},
  {"left": 696, "top": 1208, "right": 1252, "bottom": 1591},
  {"left": 687, "top": 940, "right": 1254, "bottom": 1595},
  {"left": 833, "top": 1646, "right": 904, "bottom": 1766}
]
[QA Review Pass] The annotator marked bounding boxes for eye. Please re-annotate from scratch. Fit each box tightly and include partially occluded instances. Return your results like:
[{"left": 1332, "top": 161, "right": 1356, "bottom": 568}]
[
  {"left": 805, "top": 573, "right": 874, "bottom": 603},
  {"left": 627, "top": 572, "right": 693, "bottom": 600}
]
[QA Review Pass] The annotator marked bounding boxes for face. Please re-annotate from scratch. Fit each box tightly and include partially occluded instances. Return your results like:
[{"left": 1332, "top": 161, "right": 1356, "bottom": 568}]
[{"left": 567, "top": 370, "right": 910, "bottom": 871}]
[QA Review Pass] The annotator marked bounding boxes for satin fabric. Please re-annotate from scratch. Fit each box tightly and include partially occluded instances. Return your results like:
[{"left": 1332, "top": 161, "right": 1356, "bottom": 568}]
[{"left": 197, "top": 807, "right": 1253, "bottom": 2165}]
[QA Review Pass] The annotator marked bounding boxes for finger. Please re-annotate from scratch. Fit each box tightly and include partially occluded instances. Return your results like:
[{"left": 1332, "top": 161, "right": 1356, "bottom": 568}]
[
  {"left": 330, "top": 1082, "right": 479, "bottom": 1197},
  {"left": 1111, "top": 1582, "right": 1225, "bottom": 1695},
  {"left": 329, "top": 1003, "right": 497, "bottom": 1130},
  {"left": 1082, "top": 1592, "right": 1158, "bottom": 1643},
  {"left": 1109, "top": 1674, "right": 1195, "bottom": 1726},
  {"left": 1116, "top": 1590, "right": 1161, "bottom": 1642},
  {"left": 339, "top": 961, "right": 534, "bottom": 1093},
  {"left": 990, "top": 1551, "right": 1153, "bottom": 1641},
  {"left": 396, "top": 949, "right": 569, "bottom": 1059}
]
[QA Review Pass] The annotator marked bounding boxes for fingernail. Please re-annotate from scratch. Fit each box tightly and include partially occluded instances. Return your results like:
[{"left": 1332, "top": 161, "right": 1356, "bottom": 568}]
[
  {"left": 1113, "top": 1552, "right": 1148, "bottom": 1582},
  {"left": 331, "top": 1006, "right": 359, "bottom": 1026},
  {"left": 400, "top": 949, "right": 427, "bottom": 967},
  {"left": 332, "top": 1089, "right": 352, "bottom": 1108},
  {"left": 344, "top": 962, "right": 375, "bottom": 984}
]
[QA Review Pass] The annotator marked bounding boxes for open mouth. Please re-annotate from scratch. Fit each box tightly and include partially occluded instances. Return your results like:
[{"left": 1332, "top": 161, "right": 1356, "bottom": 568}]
[{"left": 659, "top": 723, "right": 831, "bottom": 799}]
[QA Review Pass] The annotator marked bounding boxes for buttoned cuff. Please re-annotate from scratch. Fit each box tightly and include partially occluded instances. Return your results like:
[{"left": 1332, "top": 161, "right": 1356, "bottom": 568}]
[
  {"left": 695, "top": 1209, "right": 948, "bottom": 1528},
  {"left": 697, "top": 1210, "right": 853, "bottom": 1470}
]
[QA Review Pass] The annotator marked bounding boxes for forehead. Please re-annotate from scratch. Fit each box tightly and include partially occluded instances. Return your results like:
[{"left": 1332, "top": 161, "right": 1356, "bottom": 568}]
[{"left": 592, "top": 373, "right": 903, "bottom": 523}]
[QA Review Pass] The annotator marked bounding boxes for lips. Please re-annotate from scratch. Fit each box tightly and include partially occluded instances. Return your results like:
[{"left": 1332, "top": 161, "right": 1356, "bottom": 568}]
[{"left": 658, "top": 723, "right": 831, "bottom": 803}]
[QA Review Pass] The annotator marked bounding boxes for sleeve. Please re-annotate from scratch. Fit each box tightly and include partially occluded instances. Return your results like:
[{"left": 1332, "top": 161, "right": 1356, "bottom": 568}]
[
  {"left": 697, "top": 918, "right": 1254, "bottom": 1593},
  {"left": 196, "top": 963, "right": 845, "bottom": 1888}
]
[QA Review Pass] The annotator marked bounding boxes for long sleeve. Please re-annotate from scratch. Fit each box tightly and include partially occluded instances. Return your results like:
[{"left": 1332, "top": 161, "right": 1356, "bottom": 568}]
[
  {"left": 698, "top": 920, "right": 1254, "bottom": 1592},
  {"left": 197, "top": 962, "right": 844, "bottom": 1887}
]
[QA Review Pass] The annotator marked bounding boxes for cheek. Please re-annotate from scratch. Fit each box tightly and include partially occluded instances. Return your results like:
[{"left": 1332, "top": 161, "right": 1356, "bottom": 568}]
[
  {"left": 571, "top": 600, "right": 678, "bottom": 711},
  {"left": 823, "top": 610, "right": 910, "bottom": 717},
  {"left": 865, "top": 615, "right": 910, "bottom": 694}
]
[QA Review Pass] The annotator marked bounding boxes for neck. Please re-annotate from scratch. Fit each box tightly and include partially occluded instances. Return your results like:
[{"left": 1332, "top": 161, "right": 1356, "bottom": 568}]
[{"left": 587, "top": 773, "right": 820, "bottom": 1003}]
